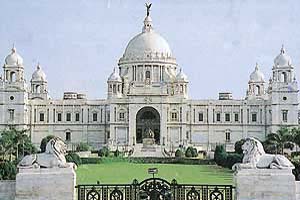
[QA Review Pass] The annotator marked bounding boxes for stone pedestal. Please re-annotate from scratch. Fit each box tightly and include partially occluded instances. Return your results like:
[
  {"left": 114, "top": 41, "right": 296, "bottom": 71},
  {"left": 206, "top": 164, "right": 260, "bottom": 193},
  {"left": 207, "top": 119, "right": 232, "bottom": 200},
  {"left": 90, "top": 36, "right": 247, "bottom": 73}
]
[
  {"left": 235, "top": 169, "right": 296, "bottom": 200},
  {"left": 143, "top": 138, "right": 155, "bottom": 146},
  {"left": 15, "top": 165, "right": 76, "bottom": 200}
]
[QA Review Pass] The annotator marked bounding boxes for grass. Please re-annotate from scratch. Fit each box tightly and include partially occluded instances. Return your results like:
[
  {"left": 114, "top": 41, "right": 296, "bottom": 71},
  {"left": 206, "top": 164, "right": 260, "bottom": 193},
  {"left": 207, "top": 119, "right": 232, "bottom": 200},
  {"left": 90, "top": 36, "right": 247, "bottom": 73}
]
[{"left": 76, "top": 159, "right": 233, "bottom": 185}]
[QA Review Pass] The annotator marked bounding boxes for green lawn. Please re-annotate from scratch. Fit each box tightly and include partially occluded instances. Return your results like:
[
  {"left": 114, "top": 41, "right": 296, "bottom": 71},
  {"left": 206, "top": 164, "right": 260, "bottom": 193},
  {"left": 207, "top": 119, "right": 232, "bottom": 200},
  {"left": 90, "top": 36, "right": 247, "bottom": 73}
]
[{"left": 77, "top": 162, "right": 233, "bottom": 185}]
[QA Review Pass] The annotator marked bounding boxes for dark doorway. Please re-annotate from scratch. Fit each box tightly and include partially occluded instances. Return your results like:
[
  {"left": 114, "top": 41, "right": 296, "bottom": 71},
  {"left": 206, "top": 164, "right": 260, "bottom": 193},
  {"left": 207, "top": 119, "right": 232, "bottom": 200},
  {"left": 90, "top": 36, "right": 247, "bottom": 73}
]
[{"left": 136, "top": 107, "right": 160, "bottom": 144}]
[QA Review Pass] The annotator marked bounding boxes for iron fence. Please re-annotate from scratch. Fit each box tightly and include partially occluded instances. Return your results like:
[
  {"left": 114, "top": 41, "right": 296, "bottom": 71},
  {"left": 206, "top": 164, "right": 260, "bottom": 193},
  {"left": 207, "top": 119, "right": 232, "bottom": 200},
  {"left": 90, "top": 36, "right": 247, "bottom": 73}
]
[{"left": 76, "top": 178, "right": 234, "bottom": 200}]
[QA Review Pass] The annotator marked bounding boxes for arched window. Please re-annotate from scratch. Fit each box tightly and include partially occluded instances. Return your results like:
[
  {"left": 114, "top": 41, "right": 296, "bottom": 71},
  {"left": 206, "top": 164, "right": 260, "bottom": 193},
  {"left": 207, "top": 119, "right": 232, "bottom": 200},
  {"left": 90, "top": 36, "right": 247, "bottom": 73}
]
[
  {"left": 281, "top": 72, "right": 287, "bottom": 83},
  {"left": 36, "top": 85, "right": 41, "bottom": 93},
  {"left": 146, "top": 71, "right": 150, "bottom": 79},
  {"left": 225, "top": 130, "right": 231, "bottom": 142},
  {"left": 10, "top": 72, "right": 16, "bottom": 82},
  {"left": 255, "top": 85, "right": 260, "bottom": 95},
  {"left": 65, "top": 131, "right": 71, "bottom": 142}
]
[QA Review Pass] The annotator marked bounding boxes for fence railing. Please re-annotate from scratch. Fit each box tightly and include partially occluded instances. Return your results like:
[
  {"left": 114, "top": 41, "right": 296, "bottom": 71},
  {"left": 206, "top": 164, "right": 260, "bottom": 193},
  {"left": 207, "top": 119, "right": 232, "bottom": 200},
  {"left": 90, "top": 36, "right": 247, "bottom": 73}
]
[{"left": 76, "top": 178, "right": 234, "bottom": 200}]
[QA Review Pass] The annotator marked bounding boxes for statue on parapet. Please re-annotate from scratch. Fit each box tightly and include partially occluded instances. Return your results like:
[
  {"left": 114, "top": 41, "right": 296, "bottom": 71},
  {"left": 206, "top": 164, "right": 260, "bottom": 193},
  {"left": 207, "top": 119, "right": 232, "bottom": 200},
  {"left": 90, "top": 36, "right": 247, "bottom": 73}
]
[
  {"left": 232, "top": 137, "right": 294, "bottom": 171},
  {"left": 18, "top": 136, "right": 75, "bottom": 169}
]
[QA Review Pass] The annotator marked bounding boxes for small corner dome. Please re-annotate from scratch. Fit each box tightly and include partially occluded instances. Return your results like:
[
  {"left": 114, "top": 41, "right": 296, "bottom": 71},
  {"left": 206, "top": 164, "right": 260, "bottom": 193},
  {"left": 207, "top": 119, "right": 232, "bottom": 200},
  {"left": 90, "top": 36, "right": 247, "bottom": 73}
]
[
  {"left": 274, "top": 46, "right": 292, "bottom": 67},
  {"left": 5, "top": 47, "right": 23, "bottom": 65},
  {"left": 176, "top": 68, "right": 188, "bottom": 82},
  {"left": 250, "top": 64, "right": 265, "bottom": 82},
  {"left": 32, "top": 64, "right": 46, "bottom": 81},
  {"left": 108, "top": 68, "right": 122, "bottom": 82}
]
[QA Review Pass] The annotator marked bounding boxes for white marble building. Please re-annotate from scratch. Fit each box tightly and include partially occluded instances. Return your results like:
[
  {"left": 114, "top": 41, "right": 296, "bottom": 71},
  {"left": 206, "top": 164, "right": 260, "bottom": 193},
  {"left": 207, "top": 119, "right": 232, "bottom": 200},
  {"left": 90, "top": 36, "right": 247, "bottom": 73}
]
[{"left": 0, "top": 8, "right": 299, "bottom": 155}]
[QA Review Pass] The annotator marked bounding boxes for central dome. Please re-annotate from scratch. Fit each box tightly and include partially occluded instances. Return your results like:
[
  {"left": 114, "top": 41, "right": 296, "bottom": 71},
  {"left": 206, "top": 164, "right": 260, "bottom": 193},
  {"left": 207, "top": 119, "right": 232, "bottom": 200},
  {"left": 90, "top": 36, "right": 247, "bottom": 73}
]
[
  {"left": 122, "top": 15, "right": 172, "bottom": 60},
  {"left": 123, "top": 31, "right": 172, "bottom": 59}
]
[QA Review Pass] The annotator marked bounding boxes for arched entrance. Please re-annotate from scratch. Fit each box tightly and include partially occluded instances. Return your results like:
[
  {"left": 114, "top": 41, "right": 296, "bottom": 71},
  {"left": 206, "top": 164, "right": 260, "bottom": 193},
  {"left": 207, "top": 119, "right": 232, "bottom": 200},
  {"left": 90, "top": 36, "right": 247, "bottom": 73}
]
[{"left": 136, "top": 107, "right": 160, "bottom": 144}]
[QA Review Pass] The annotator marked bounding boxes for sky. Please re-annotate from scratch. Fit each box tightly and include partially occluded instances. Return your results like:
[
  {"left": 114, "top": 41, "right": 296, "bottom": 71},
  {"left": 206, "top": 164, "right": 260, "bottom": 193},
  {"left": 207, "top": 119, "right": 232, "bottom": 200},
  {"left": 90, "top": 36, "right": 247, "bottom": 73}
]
[{"left": 0, "top": 0, "right": 299, "bottom": 100}]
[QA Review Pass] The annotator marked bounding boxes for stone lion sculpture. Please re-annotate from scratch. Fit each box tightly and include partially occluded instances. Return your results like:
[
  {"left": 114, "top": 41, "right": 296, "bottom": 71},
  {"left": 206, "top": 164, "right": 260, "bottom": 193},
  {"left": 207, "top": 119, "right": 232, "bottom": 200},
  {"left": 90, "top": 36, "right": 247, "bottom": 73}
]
[
  {"left": 18, "top": 137, "right": 73, "bottom": 169},
  {"left": 232, "top": 137, "right": 294, "bottom": 171}
]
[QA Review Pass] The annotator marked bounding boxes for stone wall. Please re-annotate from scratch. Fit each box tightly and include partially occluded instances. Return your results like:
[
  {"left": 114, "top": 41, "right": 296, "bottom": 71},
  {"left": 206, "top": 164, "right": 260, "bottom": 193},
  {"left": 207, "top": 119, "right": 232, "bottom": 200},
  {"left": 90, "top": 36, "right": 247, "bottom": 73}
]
[
  {"left": 15, "top": 166, "right": 76, "bottom": 200},
  {"left": 0, "top": 180, "right": 16, "bottom": 200},
  {"left": 235, "top": 169, "right": 296, "bottom": 200},
  {"left": 296, "top": 181, "right": 300, "bottom": 200}
]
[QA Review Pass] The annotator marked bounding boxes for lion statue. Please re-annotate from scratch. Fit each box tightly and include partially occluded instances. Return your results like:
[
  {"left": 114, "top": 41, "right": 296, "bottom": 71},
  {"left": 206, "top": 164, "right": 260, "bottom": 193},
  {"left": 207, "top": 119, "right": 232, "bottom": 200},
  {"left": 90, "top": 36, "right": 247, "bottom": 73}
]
[
  {"left": 232, "top": 137, "right": 294, "bottom": 171},
  {"left": 18, "top": 137, "right": 74, "bottom": 169}
]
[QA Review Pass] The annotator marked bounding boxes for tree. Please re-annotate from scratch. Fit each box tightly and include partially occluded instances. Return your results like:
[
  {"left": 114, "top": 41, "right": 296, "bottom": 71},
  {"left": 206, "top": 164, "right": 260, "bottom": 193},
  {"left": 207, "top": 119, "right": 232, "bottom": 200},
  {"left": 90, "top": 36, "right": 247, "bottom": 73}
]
[
  {"left": 234, "top": 139, "right": 246, "bottom": 154},
  {"left": 0, "top": 128, "right": 36, "bottom": 162},
  {"left": 291, "top": 127, "right": 300, "bottom": 150},
  {"left": 264, "top": 127, "right": 294, "bottom": 154},
  {"left": 40, "top": 135, "right": 55, "bottom": 152}
]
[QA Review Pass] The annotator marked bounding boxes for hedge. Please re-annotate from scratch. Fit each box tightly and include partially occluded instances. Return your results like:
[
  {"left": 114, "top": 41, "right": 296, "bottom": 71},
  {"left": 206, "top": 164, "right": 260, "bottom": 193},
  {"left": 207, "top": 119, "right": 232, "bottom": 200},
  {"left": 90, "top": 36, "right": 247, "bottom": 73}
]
[
  {"left": 292, "top": 160, "right": 300, "bottom": 181},
  {"left": 291, "top": 152, "right": 300, "bottom": 158},
  {"left": 98, "top": 147, "right": 110, "bottom": 157},
  {"left": 76, "top": 142, "right": 90, "bottom": 152},
  {"left": 66, "top": 152, "right": 82, "bottom": 166},
  {"left": 81, "top": 157, "right": 102, "bottom": 164},
  {"left": 128, "top": 157, "right": 215, "bottom": 165},
  {"left": 0, "top": 161, "right": 17, "bottom": 180},
  {"left": 214, "top": 144, "right": 242, "bottom": 169},
  {"left": 175, "top": 149, "right": 184, "bottom": 158}
]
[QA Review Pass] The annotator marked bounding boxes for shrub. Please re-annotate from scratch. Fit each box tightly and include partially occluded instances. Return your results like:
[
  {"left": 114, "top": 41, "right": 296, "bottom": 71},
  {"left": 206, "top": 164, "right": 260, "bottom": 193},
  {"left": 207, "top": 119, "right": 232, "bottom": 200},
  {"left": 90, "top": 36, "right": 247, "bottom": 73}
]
[
  {"left": 81, "top": 157, "right": 102, "bottom": 164},
  {"left": 175, "top": 149, "right": 184, "bottom": 158},
  {"left": 114, "top": 149, "right": 120, "bottom": 157},
  {"left": 65, "top": 152, "right": 82, "bottom": 166},
  {"left": 214, "top": 145, "right": 226, "bottom": 165},
  {"left": 185, "top": 147, "right": 193, "bottom": 157},
  {"left": 98, "top": 147, "right": 110, "bottom": 157},
  {"left": 291, "top": 152, "right": 300, "bottom": 158},
  {"left": 40, "top": 135, "right": 55, "bottom": 152},
  {"left": 292, "top": 159, "right": 300, "bottom": 181},
  {"left": 0, "top": 161, "right": 17, "bottom": 180},
  {"left": 225, "top": 153, "right": 243, "bottom": 169},
  {"left": 192, "top": 148, "right": 198, "bottom": 157},
  {"left": 214, "top": 145, "right": 243, "bottom": 169},
  {"left": 76, "top": 142, "right": 90, "bottom": 152},
  {"left": 234, "top": 139, "right": 246, "bottom": 154},
  {"left": 185, "top": 147, "right": 198, "bottom": 158}
]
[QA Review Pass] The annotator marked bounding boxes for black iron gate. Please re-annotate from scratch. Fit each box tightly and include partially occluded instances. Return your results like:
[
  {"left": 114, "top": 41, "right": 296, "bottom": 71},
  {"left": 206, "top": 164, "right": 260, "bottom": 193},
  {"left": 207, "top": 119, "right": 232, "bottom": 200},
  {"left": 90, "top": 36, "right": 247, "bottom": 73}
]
[{"left": 76, "top": 178, "right": 234, "bottom": 200}]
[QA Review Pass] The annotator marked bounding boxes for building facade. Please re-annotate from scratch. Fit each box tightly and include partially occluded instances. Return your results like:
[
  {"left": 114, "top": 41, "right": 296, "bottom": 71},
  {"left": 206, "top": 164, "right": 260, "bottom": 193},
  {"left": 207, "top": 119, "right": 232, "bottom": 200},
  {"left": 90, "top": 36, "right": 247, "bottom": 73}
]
[{"left": 0, "top": 8, "right": 299, "bottom": 155}]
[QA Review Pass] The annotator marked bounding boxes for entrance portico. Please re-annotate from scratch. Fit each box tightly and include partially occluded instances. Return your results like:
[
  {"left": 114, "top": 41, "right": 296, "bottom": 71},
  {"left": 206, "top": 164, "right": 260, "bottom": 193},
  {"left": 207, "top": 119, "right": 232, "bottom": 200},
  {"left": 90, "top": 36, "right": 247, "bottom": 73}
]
[{"left": 136, "top": 106, "right": 160, "bottom": 145}]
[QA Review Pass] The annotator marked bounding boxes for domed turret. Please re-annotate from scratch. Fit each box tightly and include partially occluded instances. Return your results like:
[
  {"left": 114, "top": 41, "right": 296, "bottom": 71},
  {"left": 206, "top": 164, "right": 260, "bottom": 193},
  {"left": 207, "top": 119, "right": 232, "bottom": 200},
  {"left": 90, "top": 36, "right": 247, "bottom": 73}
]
[
  {"left": 246, "top": 63, "right": 266, "bottom": 99},
  {"left": 108, "top": 68, "right": 122, "bottom": 82},
  {"left": 3, "top": 46, "right": 25, "bottom": 83},
  {"left": 274, "top": 45, "right": 292, "bottom": 67},
  {"left": 107, "top": 68, "right": 122, "bottom": 99},
  {"left": 29, "top": 63, "right": 48, "bottom": 100},
  {"left": 31, "top": 64, "right": 47, "bottom": 82},
  {"left": 249, "top": 63, "right": 265, "bottom": 82},
  {"left": 5, "top": 46, "right": 23, "bottom": 66},
  {"left": 176, "top": 68, "right": 188, "bottom": 82}
]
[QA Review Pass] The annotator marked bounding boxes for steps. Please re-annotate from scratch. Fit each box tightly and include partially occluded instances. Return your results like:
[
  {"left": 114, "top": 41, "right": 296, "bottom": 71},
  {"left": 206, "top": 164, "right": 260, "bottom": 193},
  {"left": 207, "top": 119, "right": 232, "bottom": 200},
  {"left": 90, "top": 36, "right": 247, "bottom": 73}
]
[{"left": 131, "top": 144, "right": 165, "bottom": 157}]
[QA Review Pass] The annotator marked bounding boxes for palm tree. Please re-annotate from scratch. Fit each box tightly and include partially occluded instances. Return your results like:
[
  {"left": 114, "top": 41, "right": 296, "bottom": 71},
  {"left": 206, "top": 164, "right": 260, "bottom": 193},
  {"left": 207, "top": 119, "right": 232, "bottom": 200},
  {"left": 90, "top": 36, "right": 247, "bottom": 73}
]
[
  {"left": 265, "top": 127, "right": 294, "bottom": 154},
  {"left": 0, "top": 128, "right": 33, "bottom": 161},
  {"left": 0, "top": 130, "right": 16, "bottom": 161},
  {"left": 291, "top": 127, "right": 300, "bottom": 151},
  {"left": 12, "top": 128, "right": 28, "bottom": 159}
]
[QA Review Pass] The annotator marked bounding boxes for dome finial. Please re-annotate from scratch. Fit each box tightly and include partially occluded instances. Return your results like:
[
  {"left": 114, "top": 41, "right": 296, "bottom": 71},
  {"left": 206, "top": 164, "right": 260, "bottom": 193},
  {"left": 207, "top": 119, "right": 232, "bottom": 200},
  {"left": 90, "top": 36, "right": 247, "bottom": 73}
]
[
  {"left": 280, "top": 44, "right": 285, "bottom": 54},
  {"left": 143, "top": 3, "right": 153, "bottom": 32},
  {"left": 11, "top": 43, "right": 16, "bottom": 53},
  {"left": 255, "top": 62, "right": 259, "bottom": 70},
  {"left": 145, "top": 3, "right": 152, "bottom": 17},
  {"left": 37, "top": 62, "right": 41, "bottom": 70}
]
